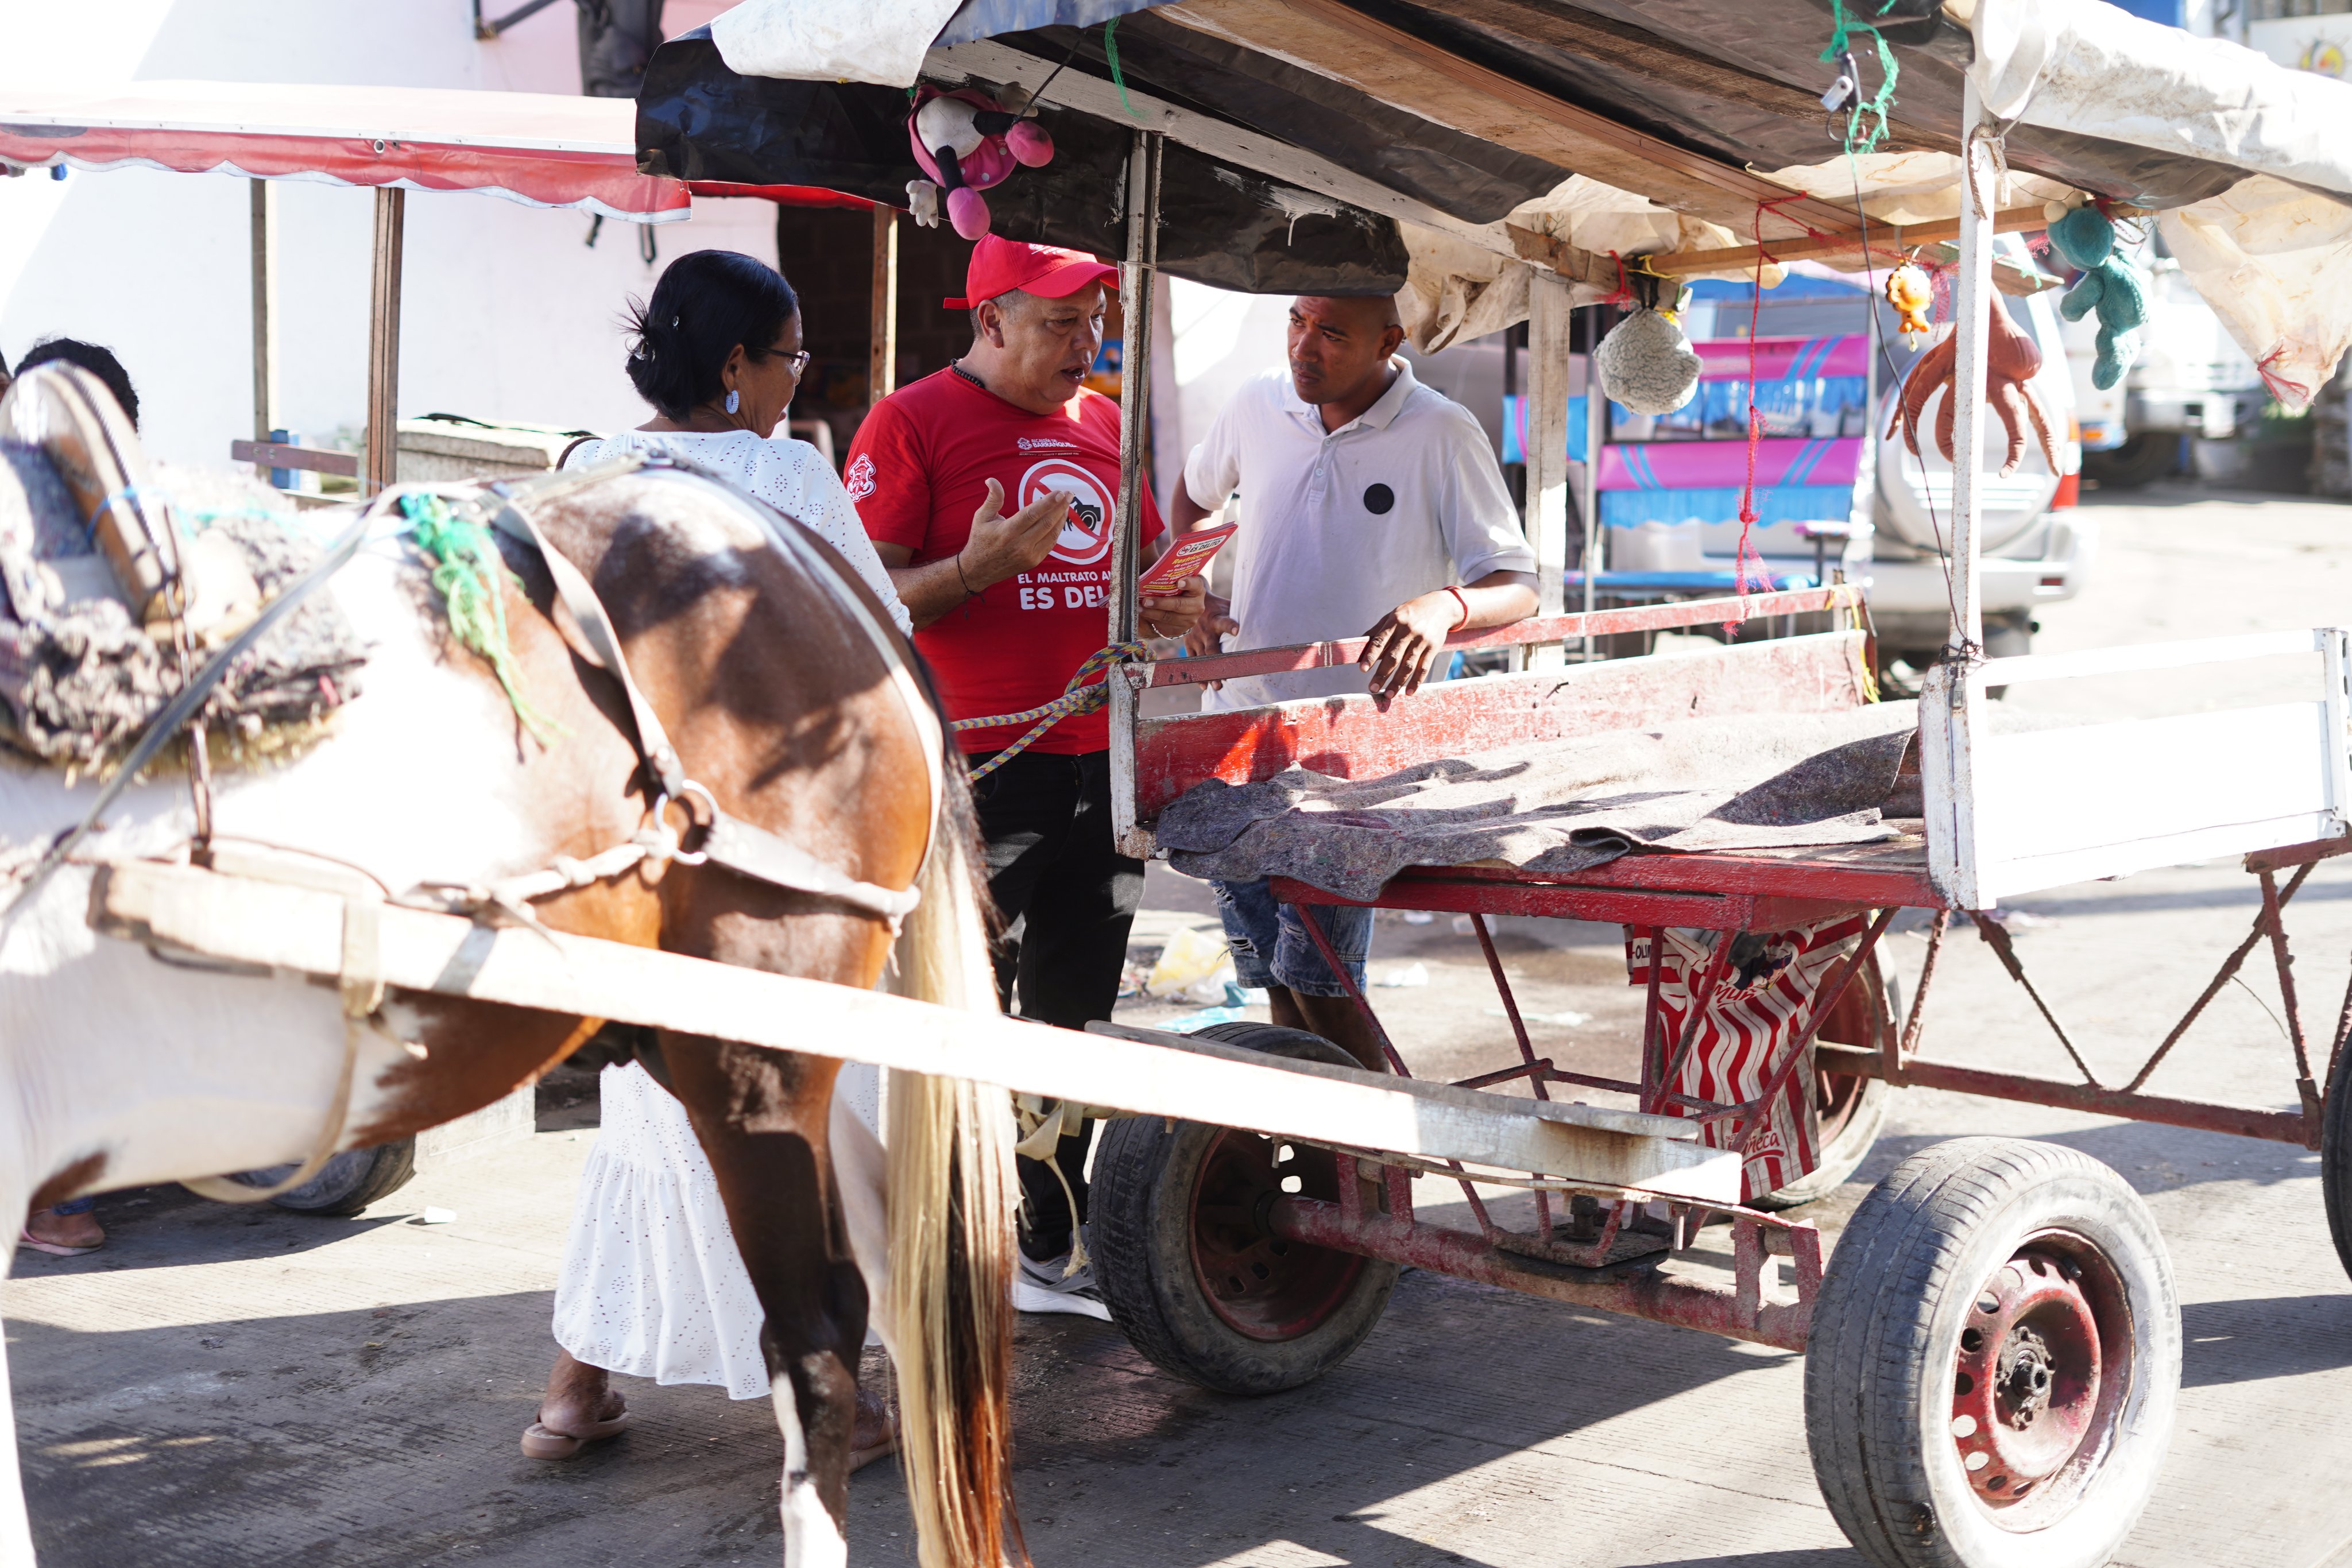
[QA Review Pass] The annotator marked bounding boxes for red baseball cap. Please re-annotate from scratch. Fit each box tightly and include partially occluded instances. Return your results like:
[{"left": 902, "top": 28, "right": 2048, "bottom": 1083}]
[{"left": 943, "top": 234, "right": 1119, "bottom": 310}]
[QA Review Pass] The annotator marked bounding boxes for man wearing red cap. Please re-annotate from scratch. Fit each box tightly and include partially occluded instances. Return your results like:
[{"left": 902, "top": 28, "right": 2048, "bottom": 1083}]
[{"left": 848, "top": 235, "right": 1205, "bottom": 1311}]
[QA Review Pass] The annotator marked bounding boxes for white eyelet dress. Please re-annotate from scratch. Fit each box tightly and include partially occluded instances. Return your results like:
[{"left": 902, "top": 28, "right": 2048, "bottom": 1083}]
[{"left": 550, "top": 429, "right": 902, "bottom": 1397}]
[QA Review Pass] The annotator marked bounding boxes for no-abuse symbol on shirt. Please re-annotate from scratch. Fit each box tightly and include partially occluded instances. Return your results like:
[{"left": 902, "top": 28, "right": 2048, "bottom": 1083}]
[{"left": 1020, "top": 457, "right": 1115, "bottom": 567}]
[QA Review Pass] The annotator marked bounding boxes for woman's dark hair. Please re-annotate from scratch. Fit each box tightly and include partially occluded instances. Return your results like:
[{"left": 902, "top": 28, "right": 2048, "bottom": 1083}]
[
  {"left": 622, "top": 250, "right": 799, "bottom": 421},
  {"left": 14, "top": 336, "right": 139, "bottom": 428}
]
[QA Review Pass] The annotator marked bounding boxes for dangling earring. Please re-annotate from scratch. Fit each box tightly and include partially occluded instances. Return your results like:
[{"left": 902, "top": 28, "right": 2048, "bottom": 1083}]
[{"left": 725, "top": 389, "right": 740, "bottom": 415}]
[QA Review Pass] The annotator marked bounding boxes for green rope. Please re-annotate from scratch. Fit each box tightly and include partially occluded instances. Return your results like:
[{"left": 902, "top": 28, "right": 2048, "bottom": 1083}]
[
  {"left": 952, "top": 641, "right": 1147, "bottom": 779},
  {"left": 1820, "top": 0, "right": 1901, "bottom": 156},
  {"left": 1101, "top": 17, "right": 1147, "bottom": 122},
  {"left": 400, "top": 494, "right": 566, "bottom": 745}
]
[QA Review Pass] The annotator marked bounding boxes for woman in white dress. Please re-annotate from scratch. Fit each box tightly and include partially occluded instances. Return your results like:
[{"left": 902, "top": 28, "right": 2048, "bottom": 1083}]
[{"left": 524, "top": 249, "right": 910, "bottom": 1465}]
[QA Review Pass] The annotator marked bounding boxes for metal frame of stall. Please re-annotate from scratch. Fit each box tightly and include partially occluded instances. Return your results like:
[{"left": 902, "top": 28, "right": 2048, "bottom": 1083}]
[
  {"left": 1082, "top": 54, "right": 2352, "bottom": 1373},
  {"left": 0, "top": 82, "right": 891, "bottom": 498}
]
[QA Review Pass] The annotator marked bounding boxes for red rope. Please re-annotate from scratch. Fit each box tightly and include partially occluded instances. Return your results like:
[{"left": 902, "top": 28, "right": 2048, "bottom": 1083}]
[
  {"left": 1726, "top": 198, "right": 1803, "bottom": 631},
  {"left": 1600, "top": 250, "right": 1635, "bottom": 308}
]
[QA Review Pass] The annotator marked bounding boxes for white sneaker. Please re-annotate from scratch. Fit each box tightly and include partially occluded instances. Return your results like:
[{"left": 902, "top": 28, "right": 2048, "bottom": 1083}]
[{"left": 1013, "top": 1244, "right": 1111, "bottom": 1321}]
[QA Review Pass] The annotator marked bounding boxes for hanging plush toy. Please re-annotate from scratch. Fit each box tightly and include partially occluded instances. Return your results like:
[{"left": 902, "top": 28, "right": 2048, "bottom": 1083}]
[
  {"left": 2048, "top": 204, "right": 2146, "bottom": 391},
  {"left": 906, "top": 86, "right": 1054, "bottom": 241},
  {"left": 1886, "top": 261, "right": 1934, "bottom": 343},
  {"left": 1592, "top": 277, "right": 1701, "bottom": 417},
  {"left": 1886, "top": 296, "right": 2060, "bottom": 477}
]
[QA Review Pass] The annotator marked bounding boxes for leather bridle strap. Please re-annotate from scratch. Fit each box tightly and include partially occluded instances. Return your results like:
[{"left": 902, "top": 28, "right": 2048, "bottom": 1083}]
[{"left": 486, "top": 485, "right": 920, "bottom": 927}]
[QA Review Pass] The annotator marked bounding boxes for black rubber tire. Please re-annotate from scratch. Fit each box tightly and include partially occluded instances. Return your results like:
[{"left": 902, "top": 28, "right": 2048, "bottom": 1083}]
[
  {"left": 199, "top": 1139, "right": 419, "bottom": 1217},
  {"left": 1753, "top": 955, "right": 1900, "bottom": 1211},
  {"left": 1805, "top": 1137, "right": 2179, "bottom": 1568},
  {"left": 2319, "top": 1029, "right": 2352, "bottom": 1283},
  {"left": 2082, "top": 432, "right": 2178, "bottom": 490},
  {"left": 1090, "top": 1022, "right": 1399, "bottom": 1395}
]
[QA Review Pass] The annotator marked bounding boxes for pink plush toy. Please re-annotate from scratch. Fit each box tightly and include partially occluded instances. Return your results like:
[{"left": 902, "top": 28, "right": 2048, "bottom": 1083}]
[{"left": 906, "top": 86, "right": 1054, "bottom": 241}]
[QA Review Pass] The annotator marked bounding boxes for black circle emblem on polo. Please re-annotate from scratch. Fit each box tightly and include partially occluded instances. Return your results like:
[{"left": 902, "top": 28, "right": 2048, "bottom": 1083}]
[{"left": 1363, "top": 483, "right": 1395, "bottom": 514}]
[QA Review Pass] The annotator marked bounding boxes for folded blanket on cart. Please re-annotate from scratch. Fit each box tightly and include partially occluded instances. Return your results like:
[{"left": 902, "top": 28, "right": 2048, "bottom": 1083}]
[{"left": 1158, "top": 702, "right": 1928, "bottom": 900}]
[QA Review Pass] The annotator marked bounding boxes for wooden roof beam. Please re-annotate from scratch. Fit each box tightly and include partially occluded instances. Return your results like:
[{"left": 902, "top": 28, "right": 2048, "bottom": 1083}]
[
  {"left": 1643, "top": 205, "right": 2055, "bottom": 274},
  {"left": 1430, "top": 0, "right": 1960, "bottom": 157},
  {"left": 1157, "top": 0, "right": 1863, "bottom": 241}
]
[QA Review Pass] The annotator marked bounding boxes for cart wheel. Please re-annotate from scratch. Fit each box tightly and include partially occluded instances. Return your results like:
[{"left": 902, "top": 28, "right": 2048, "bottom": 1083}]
[
  {"left": 1091, "top": 1022, "right": 1399, "bottom": 1395},
  {"left": 1805, "top": 1138, "right": 2178, "bottom": 1568},
  {"left": 198, "top": 1140, "right": 417, "bottom": 1217},
  {"left": 1754, "top": 954, "right": 1898, "bottom": 1210},
  {"left": 2320, "top": 1033, "right": 2352, "bottom": 1284}
]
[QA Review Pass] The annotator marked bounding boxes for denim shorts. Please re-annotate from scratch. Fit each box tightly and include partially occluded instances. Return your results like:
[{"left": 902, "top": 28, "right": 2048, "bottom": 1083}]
[{"left": 1210, "top": 876, "right": 1372, "bottom": 998}]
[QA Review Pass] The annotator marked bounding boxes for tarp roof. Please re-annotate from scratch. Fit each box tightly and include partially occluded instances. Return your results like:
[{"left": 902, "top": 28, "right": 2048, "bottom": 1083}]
[
  {"left": 0, "top": 80, "right": 871, "bottom": 223},
  {"left": 647, "top": 0, "right": 2352, "bottom": 398}
]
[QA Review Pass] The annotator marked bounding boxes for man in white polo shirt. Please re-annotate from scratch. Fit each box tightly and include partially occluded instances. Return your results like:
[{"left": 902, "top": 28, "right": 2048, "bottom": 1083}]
[{"left": 1171, "top": 293, "right": 1537, "bottom": 1068}]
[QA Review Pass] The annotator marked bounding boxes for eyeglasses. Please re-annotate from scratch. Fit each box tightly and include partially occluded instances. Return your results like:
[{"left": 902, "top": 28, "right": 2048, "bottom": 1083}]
[{"left": 780, "top": 349, "right": 812, "bottom": 377}]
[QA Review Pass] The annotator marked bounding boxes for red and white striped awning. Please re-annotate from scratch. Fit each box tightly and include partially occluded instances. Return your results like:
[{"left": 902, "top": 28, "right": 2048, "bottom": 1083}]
[{"left": 0, "top": 80, "right": 821, "bottom": 223}]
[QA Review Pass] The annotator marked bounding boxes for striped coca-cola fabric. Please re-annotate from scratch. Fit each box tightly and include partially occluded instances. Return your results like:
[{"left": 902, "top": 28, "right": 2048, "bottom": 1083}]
[{"left": 1626, "top": 917, "right": 1868, "bottom": 1201}]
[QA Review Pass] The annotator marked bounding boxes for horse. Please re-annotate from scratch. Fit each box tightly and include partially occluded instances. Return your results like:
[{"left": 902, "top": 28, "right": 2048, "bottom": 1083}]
[{"left": 0, "top": 369, "right": 1020, "bottom": 1568}]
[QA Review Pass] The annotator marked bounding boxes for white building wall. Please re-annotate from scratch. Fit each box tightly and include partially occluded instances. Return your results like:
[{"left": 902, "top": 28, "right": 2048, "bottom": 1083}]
[
  {"left": 1153, "top": 277, "right": 1289, "bottom": 512},
  {"left": 0, "top": 0, "right": 761, "bottom": 469}
]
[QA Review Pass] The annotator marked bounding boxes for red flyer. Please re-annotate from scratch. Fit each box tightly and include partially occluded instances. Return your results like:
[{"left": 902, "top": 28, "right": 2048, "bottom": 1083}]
[{"left": 1137, "top": 521, "right": 1237, "bottom": 594}]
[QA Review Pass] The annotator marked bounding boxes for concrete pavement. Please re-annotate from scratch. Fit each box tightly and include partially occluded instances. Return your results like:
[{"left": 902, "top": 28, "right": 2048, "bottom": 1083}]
[{"left": 10, "top": 484, "right": 2352, "bottom": 1567}]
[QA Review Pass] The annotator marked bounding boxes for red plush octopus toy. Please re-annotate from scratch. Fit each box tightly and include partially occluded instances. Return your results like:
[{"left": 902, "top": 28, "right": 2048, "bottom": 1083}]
[{"left": 1887, "top": 297, "right": 2060, "bottom": 477}]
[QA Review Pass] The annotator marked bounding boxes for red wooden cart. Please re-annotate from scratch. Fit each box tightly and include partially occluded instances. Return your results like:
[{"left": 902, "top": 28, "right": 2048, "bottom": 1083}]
[
  {"left": 1057, "top": 94, "right": 2352, "bottom": 1563},
  {"left": 1082, "top": 570, "right": 2352, "bottom": 1568}
]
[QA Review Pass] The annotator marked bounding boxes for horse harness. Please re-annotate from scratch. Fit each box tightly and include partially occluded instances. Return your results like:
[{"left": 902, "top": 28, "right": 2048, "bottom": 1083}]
[{"left": 472, "top": 464, "right": 927, "bottom": 928}]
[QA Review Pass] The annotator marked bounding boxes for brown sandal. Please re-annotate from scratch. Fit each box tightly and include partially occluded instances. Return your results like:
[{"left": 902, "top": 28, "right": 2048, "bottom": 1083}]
[{"left": 519, "top": 1411, "right": 630, "bottom": 1460}]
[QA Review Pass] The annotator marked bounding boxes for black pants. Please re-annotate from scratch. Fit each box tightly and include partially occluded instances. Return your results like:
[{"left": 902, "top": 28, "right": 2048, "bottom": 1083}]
[{"left": 970, "top": 748, "right": 1143, "bottom": 1261}]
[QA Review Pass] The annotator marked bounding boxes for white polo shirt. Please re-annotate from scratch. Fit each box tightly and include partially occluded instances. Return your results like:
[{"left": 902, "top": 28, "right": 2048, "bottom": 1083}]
[{"left": 1182, "top": 359, "right": 1533, "bottom": 710}]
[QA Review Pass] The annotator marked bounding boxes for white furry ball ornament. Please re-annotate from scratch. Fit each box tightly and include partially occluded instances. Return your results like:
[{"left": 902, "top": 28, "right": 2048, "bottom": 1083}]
[{"left": 1592, "top": 304, "right": 1701, "bottom": 416}]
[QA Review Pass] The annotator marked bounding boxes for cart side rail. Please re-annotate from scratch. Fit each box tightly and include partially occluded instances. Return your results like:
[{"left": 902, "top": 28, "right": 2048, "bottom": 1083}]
[
  {"left": 1126, "top": 626, "right": 1874, "bottom": 824},
  {"left": 1143, "top": 584, "right": 1862, "bottom": 690},
  {"left": 1923, "top": 625, "right": 2352, "bottom": 907}
]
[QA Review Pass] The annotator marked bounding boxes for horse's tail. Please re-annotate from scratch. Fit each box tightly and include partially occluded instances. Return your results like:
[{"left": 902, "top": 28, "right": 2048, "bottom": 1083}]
[{"left": 884, "top": 769, "right": 1024, "bottom": 1568}]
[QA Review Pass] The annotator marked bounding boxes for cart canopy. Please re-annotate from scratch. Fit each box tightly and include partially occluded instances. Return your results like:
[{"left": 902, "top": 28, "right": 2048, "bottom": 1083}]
[
  {"left": 705, "top": 0, "right": 1179, "bottom": 86},
  {"left": 647, "top": 0, "right": 2352, "bottom": 400},
  {"left": 0, "top": 80, "right": 690, "bottom": 222}
]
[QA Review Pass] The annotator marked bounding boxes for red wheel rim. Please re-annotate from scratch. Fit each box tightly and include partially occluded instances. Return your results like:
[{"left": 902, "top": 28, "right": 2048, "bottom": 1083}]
[
  {"left": 1812, "top": 960, "right": 1881, "bottom": 1140},
  {"left": 1188, "top": 1130, "right": 1366, "bottom": 1342},
  {"left": 1949, "top": 1234, "right": 2129, "bottom": 1520}
]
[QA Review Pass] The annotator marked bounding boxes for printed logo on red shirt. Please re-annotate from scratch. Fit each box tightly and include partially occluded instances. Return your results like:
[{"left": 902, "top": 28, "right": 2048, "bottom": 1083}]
[
  {"left": 844, "top": 451, "right": 876, "bottom": 502},
  {"left": 1020, "top": 457, "right": 1115, "bottom": 566}
]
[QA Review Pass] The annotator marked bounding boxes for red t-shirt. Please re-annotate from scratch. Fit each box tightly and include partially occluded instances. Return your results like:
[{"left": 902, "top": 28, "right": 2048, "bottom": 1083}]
[{"left": 847, "top": 369, "right": 1162, "bottom": 755}]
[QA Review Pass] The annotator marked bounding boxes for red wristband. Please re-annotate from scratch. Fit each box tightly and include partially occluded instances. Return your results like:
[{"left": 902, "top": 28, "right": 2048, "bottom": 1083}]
[{"left": 1443, "top": 586, "right": 1471, "bottom": 630}]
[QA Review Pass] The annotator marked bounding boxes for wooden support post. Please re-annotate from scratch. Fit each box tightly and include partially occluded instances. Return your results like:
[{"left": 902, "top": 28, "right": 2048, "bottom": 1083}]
[
  {"left": 249, "top": 180, "right": 278, "bottom": 464},
  {"left": 1947, "top": 99, "right": 1992, "bottom": 657},
  {"left": 1580, "top": 302, "right": 1604, "bottom": 656},
  {"left": 868, "top": 205, "right": 898, "bottom": 405},
  {"left": 1921, "top": 80, "right": 1995, "bottom": 910},
  {"left": 1524, "top": 271, "right": 1573, "bottom": 670},
  {"left": 364, "top": 188, "right": 405, "bottom": 495},
  {"left": 1108, "top": 130, "right": 1163, "bottom": 857}
]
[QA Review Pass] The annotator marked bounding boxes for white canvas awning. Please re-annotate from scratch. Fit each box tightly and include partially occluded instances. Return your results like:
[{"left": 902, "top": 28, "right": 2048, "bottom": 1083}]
[{"left": 1962, "top": 0, "right": 2352, "bottom": 405}]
